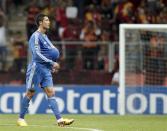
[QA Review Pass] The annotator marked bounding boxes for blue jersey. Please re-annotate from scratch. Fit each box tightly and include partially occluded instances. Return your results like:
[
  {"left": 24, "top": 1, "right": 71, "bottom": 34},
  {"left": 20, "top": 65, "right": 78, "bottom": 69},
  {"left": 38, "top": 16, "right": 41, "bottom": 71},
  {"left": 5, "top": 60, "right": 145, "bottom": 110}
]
[
  {"left": 26, "top": 31, "right": 60, "bottom": 90},
  {"left": 29, "top": 31, "right": 60, "bottom": 68}
]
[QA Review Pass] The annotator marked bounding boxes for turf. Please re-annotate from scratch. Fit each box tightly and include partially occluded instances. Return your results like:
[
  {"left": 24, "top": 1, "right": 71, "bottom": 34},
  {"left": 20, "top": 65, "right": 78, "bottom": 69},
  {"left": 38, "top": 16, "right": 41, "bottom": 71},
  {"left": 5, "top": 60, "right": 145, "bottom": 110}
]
[{"left": 0, "top": 114, "right": 167, "bottom": 131}]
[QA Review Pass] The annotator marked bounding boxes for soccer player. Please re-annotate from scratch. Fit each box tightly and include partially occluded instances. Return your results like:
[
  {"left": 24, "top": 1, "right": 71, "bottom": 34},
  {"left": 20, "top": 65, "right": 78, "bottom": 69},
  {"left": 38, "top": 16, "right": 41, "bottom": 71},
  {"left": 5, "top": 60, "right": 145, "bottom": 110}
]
[{"left": 17, "top": 14, "right": 74, "bottom": 127}]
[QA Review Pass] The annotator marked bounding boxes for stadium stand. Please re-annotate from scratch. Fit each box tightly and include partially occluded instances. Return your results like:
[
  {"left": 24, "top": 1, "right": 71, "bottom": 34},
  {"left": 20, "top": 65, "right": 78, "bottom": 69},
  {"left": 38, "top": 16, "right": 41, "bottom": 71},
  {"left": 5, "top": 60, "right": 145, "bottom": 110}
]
[{"left": 0, "top": 0, "right": 167, "bottom": 85}]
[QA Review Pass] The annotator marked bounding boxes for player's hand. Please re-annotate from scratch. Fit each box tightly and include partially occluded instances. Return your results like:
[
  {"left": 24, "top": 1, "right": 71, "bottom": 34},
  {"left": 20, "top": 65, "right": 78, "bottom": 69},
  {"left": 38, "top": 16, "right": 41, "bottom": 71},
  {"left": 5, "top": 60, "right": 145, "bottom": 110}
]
[{"left": 52, "top": 62, "right": 60, "bottom": 73}]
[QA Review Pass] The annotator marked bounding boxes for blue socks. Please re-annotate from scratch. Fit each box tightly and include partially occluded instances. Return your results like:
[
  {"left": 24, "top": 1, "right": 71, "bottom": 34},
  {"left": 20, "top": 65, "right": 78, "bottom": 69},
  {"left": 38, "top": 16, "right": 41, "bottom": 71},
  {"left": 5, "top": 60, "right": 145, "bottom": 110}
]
[
  {"left": 19, "top": 96, "right": 30, "bottom": 119},
  {"left": 48, "top": 96, "right": 62, "bottom": 120},
  {"left": 19, "top": 95, "right": 61, "bottom": 120}
]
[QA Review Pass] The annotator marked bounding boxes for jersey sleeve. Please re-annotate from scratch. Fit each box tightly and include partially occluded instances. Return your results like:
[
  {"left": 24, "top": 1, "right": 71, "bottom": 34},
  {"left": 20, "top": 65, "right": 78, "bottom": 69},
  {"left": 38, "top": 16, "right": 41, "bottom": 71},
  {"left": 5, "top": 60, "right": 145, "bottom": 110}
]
[{"left": 33, "top": 33, "right": 54, "bottom": 66}]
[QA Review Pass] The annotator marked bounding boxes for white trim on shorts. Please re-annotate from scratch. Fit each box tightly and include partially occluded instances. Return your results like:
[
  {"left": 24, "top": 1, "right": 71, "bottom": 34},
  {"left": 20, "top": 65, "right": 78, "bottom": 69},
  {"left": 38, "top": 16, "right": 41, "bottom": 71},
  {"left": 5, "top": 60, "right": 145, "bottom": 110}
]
[{"left": 27, "top": 62, "right": 36, "bottom": 90}]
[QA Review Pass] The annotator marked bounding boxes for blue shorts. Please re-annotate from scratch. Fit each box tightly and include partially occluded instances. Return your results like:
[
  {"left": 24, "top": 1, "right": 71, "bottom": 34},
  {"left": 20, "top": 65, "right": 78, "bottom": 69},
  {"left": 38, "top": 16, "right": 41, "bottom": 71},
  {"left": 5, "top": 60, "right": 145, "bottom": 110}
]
[{"left": 26, "top": 62, "right": 53, "bottom": 91}]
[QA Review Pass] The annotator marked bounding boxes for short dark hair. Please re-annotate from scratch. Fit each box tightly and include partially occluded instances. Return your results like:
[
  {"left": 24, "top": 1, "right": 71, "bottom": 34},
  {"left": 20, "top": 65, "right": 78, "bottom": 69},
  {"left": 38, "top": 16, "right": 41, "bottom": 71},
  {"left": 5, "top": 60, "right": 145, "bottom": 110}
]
[{"left": 35, "top": 14, "right": 48, "bottom": 27}]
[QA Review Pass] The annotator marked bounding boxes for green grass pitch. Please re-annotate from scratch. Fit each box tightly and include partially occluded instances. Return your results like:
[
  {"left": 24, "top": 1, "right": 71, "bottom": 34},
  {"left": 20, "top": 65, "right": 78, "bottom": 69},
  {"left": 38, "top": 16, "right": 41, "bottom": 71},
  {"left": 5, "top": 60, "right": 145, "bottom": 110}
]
[{"left": 0, "top": 114, "right": 167, "bottom": 131}]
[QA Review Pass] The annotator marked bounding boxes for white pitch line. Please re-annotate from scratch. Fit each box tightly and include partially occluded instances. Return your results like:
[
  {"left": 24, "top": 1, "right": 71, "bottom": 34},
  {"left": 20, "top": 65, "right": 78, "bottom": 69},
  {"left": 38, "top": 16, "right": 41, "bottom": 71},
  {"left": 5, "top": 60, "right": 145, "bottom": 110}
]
[
  {"left": 0, "top": 124, "right": 103, "bottom": 131},
  {"left": 65, "top": 126, "right": 103, "bottom": 131}
]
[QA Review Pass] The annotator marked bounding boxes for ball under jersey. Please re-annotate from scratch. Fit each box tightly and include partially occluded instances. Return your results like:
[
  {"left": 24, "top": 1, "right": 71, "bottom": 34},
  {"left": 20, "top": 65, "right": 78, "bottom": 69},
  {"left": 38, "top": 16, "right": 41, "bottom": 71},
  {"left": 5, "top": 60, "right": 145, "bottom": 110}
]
[{"left": 29, "top": 31, "right": 60, "bottom": 68}]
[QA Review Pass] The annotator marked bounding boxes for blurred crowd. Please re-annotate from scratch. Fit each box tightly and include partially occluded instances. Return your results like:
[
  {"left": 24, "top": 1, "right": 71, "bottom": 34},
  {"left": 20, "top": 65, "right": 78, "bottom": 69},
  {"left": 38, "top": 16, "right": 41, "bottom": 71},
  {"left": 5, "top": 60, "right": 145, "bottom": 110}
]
[
  {"left": 0, "top": 0, "right": 167, "bottom": 84},
  {"left": 1, "top": 0, "right": 166, "bottom": 39}
]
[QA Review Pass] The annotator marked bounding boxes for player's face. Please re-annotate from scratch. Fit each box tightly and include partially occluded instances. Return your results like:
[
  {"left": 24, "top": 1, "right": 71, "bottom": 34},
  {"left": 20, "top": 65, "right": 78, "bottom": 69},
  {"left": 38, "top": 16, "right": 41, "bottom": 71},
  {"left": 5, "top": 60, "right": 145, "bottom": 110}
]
[{"left": 42, "top": 16, "right": 50, "bottom": 29}]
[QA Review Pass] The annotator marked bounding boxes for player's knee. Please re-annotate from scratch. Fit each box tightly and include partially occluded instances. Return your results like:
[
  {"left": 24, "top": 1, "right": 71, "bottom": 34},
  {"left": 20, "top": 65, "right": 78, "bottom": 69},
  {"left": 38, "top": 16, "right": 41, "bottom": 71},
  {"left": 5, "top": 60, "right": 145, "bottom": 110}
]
[
  {"left": 45, "top": 88, "right": 55, "bottom": 97},
  {"left": 26, "top": 90, "right": 35, "bottom": 99},
  {"left": 29, "top": 88, "right": 35, "bottom": 93},
  {"left": 47, "top": 91, "right": 54, "bottom": 97}
]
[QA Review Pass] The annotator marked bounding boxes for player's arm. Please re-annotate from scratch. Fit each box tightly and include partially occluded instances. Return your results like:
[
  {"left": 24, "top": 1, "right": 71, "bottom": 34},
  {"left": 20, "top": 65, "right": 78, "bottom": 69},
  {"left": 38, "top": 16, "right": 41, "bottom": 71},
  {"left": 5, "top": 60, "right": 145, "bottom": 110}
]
[{"left": 33, "top": 33, "right": 55, "bottom": 67}]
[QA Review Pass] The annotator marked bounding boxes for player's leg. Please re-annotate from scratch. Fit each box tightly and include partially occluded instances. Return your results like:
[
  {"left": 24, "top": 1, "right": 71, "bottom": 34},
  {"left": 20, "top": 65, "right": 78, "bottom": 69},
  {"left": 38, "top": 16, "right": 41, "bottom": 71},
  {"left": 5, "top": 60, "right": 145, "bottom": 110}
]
[
  {"left": 19, "top": 90, "right": 35, "bottom": 119},
  {"left": 17, "top": 63, "right": 38, "bottom": 126},
  {"left": 43, "top": 87, "right": 74, "bottom": 127},
  {"left": 17, "top": 90, "right": 35, "bottom": 126},
  {"left": 41, "top": 69, "right": 74, "bottom": 126},
  {"left": 43, "top": 87, "right": 61, "bottom": 120}
]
